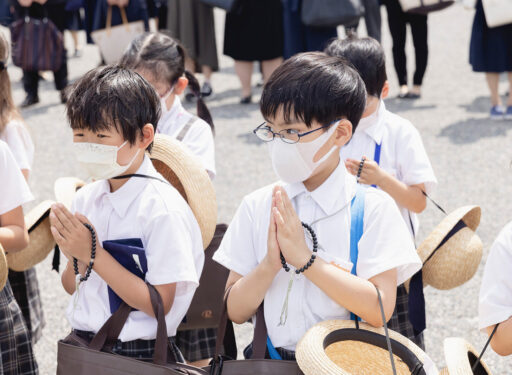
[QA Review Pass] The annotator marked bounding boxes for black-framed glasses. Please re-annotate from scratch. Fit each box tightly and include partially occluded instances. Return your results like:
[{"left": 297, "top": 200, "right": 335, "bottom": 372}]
[{"left": 252, "top": 120, "right": 338, "bottom": 144}]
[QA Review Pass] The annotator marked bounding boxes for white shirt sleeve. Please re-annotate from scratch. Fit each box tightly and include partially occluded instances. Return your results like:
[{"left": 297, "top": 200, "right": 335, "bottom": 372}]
[
  {"left": 0, "top": 141, "right": 33, "bottom": 215},
  {"left": 213, "top": 197, "right": 260, "bottom": 277},
  {"left": 356, "top": 189, "right": 422, "bottom": 285},
  {"left": 1, "top": 121, "right": 34, "bottom": 171},
  {"left": 479, "top": 222, "right": 512, "bottom": 330},
  {"left": 143, "top": 211, "right": 201, "bottom": 296},
  {"left": 396, "top": 123, "right": 437, "bottom": 195},
  {"left": 182, "top": 119, "right": 216, "bottom": 179}
]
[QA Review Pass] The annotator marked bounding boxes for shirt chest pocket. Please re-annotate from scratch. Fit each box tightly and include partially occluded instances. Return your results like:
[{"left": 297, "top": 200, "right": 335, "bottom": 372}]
[{"left": 305, "top": 255, "right": 353, "bottom": 320}]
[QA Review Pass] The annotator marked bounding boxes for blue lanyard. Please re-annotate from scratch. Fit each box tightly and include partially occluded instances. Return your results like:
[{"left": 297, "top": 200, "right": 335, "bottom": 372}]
[
  {"left": 266, "top": 186, "right": 367, "bottom": 359},
  {"left": 371, "top": 143, "right": 382, "bottom": 188}
]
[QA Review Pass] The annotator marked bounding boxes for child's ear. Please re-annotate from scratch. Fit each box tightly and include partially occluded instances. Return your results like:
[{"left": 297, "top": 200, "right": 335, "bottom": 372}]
[
  {"left": 140, "top": 123, "right": 155, "bottom": 150},
  {"left": 381, "top": 81, "right": 390, "bottom": 99},
  {"left": 173, "top": 77, "right": 189, "bottom": 96},
  {"left": 333, "top": 119, "right": 352, "bottom": 147}
]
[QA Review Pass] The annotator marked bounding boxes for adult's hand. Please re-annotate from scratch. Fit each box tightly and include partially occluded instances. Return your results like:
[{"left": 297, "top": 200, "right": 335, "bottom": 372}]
[
  {"left": 17, "top": 0, "right": 33, "bottom": 7},
  {"left": 107, "top": 0, "right": 129, "bottom": 7},
  {"left": 33, "top": 0, "right": 48, "bottom": 4}
]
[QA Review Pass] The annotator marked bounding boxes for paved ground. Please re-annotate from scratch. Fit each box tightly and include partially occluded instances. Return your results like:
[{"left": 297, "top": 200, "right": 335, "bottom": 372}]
[{"left": 3, "top": 3, "right": 512, "bottom": 373}]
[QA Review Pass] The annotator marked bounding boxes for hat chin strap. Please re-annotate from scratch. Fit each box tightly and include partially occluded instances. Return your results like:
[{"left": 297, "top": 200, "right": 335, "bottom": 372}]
[{"left": 472, "top": 323, "right": 499, "bottom": 372}]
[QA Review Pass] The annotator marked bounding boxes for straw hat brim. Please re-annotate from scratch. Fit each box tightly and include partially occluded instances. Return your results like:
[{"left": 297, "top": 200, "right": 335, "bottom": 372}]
[
  {"left": 6, "top": 200, "right": 56, "bottom": 272},
  {"left": 150, "top": 134, "right": 217, "bottom": 249},
  {"left": 416, "top": 205, "right": 482, "bottom": 290},
  {"left": 54, "top": 177, "right": 85, "bottom": 210},
  {"left": 417, "top": 205, "right": 480, "bottom": 265},
  {"left": 296, "top": 320, "right": 430, "bottom": 375},
  {"left": 442, "top": 337, "right": 493, "bottom": 375},
  {"left": 423, "top": 230, "right": 482, "bottom": 290},
  {"left": 0, "top": 244, "right": 7, "bottom": 290}
]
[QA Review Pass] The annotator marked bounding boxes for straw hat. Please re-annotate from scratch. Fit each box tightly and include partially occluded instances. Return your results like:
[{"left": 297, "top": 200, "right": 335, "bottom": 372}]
[
  {"left": 150, "top": 134, "right": 217, "bottom": 249},
  {"left": 296, "top": 320, "right": 432, "bottom": 375},
  {"left": 54, "top": 177, "right": 85, "bottom": 210},
  {"left": 7, "top": 200, "right": 56, "bottom": 272},
  {"left": 0, "top": 243, "right": 7, "bottom": 290},
  {"left": 440, "top": 338, "right": 493, "bottom": 375},
  {"left": 417, "top": 206, "right": 482, "bottom": 290}
]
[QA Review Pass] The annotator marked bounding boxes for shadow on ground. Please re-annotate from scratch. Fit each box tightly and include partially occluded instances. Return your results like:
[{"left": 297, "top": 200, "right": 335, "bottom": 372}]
[{"left": 439, "top": 116, "right": 512, "bottom": 144}]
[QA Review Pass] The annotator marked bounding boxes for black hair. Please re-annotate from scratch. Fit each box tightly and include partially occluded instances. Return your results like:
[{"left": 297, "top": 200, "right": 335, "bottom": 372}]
[
  {"left": 120, "top": 32, "right": 214, "bottom": 132},
  {"left": 324, "top": 37, "right": 387, "bottom": 98},
  {"left": 66, "top": 65, "right": 160, "bottom": 151},
  {"left": 260, "top": 52, "right": 366, "bottom": 132}
]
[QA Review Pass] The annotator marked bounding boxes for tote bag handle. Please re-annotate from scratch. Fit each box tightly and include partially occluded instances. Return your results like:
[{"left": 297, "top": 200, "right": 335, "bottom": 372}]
[
  {"left": 88, "top": 282, "right": 176, "bottom": 364},
  {"left": 106, "top": 6, "right": 130, "bottom": 34}
]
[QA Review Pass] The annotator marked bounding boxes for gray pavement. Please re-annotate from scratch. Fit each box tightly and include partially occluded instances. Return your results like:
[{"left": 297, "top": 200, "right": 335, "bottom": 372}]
[{"left": 3, "top": 3, "right": 512, "bottom": 373}]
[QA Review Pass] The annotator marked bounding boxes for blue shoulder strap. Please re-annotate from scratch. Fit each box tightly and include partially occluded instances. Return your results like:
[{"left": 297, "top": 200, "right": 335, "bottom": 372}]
[
  {"left": 267, "top": 185, "right": 367, "bottom": 358},
  {"left": 371, "top": 143, "right": 382, "bottom": 188},
  {"left": 349, "top": 185, "right": 366, "bottom": 321}
]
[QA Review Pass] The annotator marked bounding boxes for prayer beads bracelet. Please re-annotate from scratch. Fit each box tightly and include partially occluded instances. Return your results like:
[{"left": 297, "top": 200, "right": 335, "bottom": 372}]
[
  {"left": 73, "top": 223, "right": 96, "bottom": 282},
  {"left": 280, "top": 222, "right": 317, "bottom": 274}
]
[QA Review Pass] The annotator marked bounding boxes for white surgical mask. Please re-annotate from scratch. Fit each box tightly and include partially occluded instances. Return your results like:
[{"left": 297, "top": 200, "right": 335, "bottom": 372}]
[
  {"left": 267, "top": 122, "right": 339, "bottom": 184},
  {"left": 160, "top": 86, "right": 174, "bottom": 117},
  {"left": 73, "top": 141, "right": 140, "bottom": 180}
]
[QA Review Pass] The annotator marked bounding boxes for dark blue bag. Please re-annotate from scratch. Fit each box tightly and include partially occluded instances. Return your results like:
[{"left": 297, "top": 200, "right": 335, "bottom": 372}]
[{"left": 102, "top": 238, "right": 148, "bottom": 313}]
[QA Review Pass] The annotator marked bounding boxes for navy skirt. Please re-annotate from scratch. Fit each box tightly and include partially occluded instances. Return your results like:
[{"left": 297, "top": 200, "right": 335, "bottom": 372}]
[{"left": 469, "top": 0, "right": 512, "bottom": 73}]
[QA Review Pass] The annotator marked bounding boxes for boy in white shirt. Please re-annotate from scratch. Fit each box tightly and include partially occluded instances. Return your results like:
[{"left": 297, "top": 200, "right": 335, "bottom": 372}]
[
  {"left": 49, "top": 66, "right": 204, "bottom": 361},
  {"left": 213, "top": 52, "right": 423, "bottom": 360},
  {"left": 326, "top": 37, "right": 437, "bottom": 348},
  {"left": 479, "top": 222, "right": 512, "bottom": 356}
]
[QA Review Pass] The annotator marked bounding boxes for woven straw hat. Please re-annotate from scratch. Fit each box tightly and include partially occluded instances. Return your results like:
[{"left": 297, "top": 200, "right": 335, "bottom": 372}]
[
  {"left": 417, "top": 205, "right": 482, "bottom": 290},
  {"left": 54, "top": 177, "right": 85, "bottom": 209},
  {"left": 6, "top": 200, "right": 56, "bottom": 272},
  {"left": 440, "top": 338, "right": 493, "bottom": 375},
  {"left": 150, "top": 134, "right": 217, "bottom": 249},
  {"left": 296, "top": 320, "right": 431, "bottom": 375},
  {"left": 0, "top": 243, "right": 7, "bottom": 290}
]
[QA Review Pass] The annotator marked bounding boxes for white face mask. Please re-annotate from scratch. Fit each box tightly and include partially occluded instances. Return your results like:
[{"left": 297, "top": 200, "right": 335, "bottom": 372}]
[
  {"left": 73, "top": 140, "right": 140, "bottom": 180},
  {"left": 160, "top": 86, "right": 174, "bottom": 117},
  {"left": 267, "top": 122, "right": 339, "bottom": 184}
]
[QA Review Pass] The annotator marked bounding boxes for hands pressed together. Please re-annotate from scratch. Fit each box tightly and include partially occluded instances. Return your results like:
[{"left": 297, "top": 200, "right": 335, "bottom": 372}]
[
  {"left": 265, "top": 186, "right": 312, "bottom": 273},
  {"left": 49, "top": 203, "right": 98, "bottom": 267}
]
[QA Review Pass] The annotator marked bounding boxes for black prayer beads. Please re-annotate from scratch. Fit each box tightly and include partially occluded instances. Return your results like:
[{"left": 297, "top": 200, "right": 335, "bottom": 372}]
[
  {"left": 280, "top": 222, "right": 318, "bottom": 274},
  {"left": 73, "top": 223, "right": 96, "bottom": 283}
]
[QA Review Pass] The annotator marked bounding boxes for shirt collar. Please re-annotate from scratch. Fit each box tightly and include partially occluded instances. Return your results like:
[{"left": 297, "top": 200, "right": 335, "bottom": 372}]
[
  {"left": 284, "top": 161, "right": 356, "bottom": 216},
  {"left": 98, "top": 155, "right": 158, "bottom": 217},
  {"left": 158, "top": 96, "right": 183, "bottom": 133},
  {"left": 356, "top": 100, "right": 386, "bottom": 145}
]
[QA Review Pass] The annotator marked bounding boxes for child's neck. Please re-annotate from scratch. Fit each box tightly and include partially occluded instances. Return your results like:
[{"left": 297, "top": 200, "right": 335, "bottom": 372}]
[
  {"left": 108, "top": 152, "right": 145, "bottom": 192},
  {"left": 303, "top": 152, "right": 340, "bottom": 192},
  {"left": 361, "top": 98, "right": 381, "bottom": 119}
]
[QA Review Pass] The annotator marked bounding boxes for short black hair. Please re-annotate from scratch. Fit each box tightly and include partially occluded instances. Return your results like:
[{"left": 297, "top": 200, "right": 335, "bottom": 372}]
[
  {"left": 325, "top": 37, "right": 387, "bottom": 98},
  {"left": 260, "top": 52, "right": 366, "bottom": 132},
  {"left": 66, "top": 65, "right": 160, "bottom": 151}
]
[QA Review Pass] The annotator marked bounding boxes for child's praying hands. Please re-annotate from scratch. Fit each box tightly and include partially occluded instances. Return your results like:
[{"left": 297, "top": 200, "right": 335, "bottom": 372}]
[
  {"left": 50, "top": 203, "right": 98, "bottom": 264},
  {"left": 272, "top": 186, "right": 312, "bottom": 270}
]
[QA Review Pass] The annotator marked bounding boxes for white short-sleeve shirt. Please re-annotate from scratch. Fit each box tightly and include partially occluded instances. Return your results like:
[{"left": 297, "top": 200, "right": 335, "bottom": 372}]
[
  {"left": 0, "top": 140, "right": 33, "bottom": 215},
  {"left": 0, "top": 120, "right": 35, "bottom": 171},
  {"left": 157, "top": 97, "right": 216, "bottom": 178},
  {"left": 340, "top": 101, "right": 437, "bottom": 237},
  {"left": 479, "top": 221, "right": 512, "bottom": 330},
  {"left": 213, "top": 162, "right": 422, "bottom": 351},
  {"left": 67, "top": 155, "right": 205, "bottom": 341}
]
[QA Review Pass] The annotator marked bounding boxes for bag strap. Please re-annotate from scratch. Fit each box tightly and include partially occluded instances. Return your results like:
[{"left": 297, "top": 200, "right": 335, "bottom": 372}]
[
  {"left": 106, "top": 6, "right": 129, "bottom": 30},
  {"left": 371, "top": 143, "right": 382, "bottom": 188},
  {"left": 88, "top": 283, "right": 173, "bottom": 365},
  {"left": 349, "top": 185, "right": 366, "bottom": 321},
  {"left": 376, "top": 286, "right": 398, "bottom": 375},
  {"left": 176, "top": 116, "right": 197, "bottom": 142},
  {"left": 472, "top": 323, "right": 500, "bottom": 372}
]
